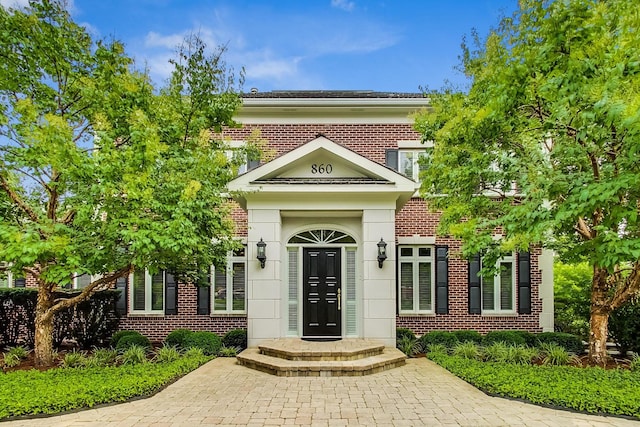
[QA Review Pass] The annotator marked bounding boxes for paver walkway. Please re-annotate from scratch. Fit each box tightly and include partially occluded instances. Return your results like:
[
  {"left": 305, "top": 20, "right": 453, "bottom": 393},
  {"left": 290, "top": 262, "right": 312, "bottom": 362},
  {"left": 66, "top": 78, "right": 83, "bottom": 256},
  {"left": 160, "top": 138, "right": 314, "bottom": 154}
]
[{"left": 4, "top": 357, "right": 639, "bottom": 426}]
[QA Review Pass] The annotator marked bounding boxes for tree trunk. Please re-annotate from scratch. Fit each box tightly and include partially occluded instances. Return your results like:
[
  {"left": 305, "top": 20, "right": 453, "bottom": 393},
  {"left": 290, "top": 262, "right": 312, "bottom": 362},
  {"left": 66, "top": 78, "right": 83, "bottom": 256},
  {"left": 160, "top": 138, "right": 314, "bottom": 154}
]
[
  {"left": 588, "top": 267, "right": 611, "bottom": 366},
  {"left": 34, "top": 284, "right": 55, "bottom": 367}
]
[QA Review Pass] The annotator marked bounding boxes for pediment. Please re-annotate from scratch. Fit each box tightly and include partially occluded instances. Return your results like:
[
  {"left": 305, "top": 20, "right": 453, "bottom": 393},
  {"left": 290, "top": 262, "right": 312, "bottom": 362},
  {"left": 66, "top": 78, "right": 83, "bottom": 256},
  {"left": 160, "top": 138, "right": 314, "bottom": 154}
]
[{"left": 228, "top": 136, "right": 418, "bottom": 210}]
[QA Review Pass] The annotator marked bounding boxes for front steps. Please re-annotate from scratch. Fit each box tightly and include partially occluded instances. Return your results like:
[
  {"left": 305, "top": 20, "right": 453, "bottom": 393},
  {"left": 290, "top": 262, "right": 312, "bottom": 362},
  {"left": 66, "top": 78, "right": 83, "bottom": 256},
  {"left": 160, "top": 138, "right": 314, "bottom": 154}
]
[{"left": 236, "top": 338, "right": 406, "bottom": 377}]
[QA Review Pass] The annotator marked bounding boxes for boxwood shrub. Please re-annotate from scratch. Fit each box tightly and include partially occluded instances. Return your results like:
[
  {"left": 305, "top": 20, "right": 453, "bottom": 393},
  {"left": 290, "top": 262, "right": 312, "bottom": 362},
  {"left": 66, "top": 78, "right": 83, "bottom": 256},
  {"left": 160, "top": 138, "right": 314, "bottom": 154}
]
[
  {"left": 396, "top": 327, "right": 416, "bottom": 342},
  {"left": 482, "top": 330, "right": 526, "bottom": 346},
  {"left": 110, "top": 330, "right": 140, "bottom": 348},
  {"left": 222, "top": 329, "right": 247, "bottom": 350},
  {"left": 452, "top": 330, "right": 482, "bottom": 344},
  {"left": 115, "top": 332, "right": 151, "bottom": 352},
  {"left": 419, "top": 331, "right": 458, "bottom": 349},
  {"left": 165, "top": 329, "right": 193, "bottom": 349},
  {"left": 536, "top": 332, "right": 584, "bottom": 354},
  {"left": 183, "top": 331, "right": 222, "bottom": 356}
]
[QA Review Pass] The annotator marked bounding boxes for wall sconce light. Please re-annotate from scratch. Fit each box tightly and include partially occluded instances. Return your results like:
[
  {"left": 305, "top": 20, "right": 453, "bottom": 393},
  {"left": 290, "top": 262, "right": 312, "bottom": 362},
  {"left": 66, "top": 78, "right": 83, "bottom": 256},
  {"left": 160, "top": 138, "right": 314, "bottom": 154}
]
[
  {"left": 377, "top": 238, "right": 387, "bottom": 268},
  {"left": 256, "top": 238, "right": 267, "bottom": 268}
]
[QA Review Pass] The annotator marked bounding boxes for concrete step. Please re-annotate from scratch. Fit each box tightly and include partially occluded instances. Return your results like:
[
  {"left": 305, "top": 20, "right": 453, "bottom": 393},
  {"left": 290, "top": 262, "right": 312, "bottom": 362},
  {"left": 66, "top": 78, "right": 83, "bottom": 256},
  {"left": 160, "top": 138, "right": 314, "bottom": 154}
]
[
  {"left": 258, "top": 338, "right": 386, "bottom": 361},
  {"left": 237, "top": 346, "right": 407, "bottom": 377}
]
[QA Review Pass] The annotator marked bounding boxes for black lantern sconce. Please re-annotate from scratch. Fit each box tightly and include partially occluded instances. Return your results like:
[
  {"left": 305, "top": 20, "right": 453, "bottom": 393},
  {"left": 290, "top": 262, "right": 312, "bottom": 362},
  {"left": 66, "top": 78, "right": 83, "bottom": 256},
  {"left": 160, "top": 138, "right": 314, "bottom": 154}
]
[
  {"left": 256, "top": 238, "right": 267, "bottom": 268},
  {"left": 377, "top": 238, "right": 387, "bottom": 268}
]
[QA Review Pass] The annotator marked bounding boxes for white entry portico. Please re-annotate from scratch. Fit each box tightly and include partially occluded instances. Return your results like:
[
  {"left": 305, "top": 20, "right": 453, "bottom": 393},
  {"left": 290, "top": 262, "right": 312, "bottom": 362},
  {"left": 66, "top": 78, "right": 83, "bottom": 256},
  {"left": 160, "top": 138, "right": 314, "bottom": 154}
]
[{"left": 229, "top": 136, "right": 417, "bottom": 347}]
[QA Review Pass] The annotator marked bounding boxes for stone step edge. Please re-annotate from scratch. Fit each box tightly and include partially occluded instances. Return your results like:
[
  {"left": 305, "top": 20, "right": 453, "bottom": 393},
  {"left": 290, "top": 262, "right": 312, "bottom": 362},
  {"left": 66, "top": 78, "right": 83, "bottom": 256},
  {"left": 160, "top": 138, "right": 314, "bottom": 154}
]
[
  {"left": 237, "top": 347, "right": 406, "bottom": 374},
  {"left": 259, "top": 346, "right": 385, "bottom": 361}
]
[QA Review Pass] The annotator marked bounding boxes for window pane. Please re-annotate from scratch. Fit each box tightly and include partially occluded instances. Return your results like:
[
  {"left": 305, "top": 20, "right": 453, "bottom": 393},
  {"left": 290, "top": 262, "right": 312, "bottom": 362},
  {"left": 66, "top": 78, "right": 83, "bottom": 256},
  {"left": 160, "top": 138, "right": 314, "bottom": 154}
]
[
  {"left": 151, "top": 273, "right": 164, "bottom": 311},
  {"left": 500, "top": 262, "right": 513, "bottom": 310},
  {"left": 418, "top": 262, "right": 432, "bottom": 311},
  {"left": 213, "top": 268, "right": 227, "bottom": 311},
  {"left": 76, "top": 274, "right": 91, "bottom": 289},
  {"left": 232, "top": 262, "right": 245, "bottom": 311},
  {"left": 400, "top": 247, "right": 413, "bottom": 257},
  {"left": 133, "top": 272, "right": 146, "bottom": 311},
  {"left": 399, "top": 151, "right": 415, "bottom": 179},
  {"left": 418, "top": 247, "right": 431, "bottom": 257},
  {"left": 482, "top": 277, "right": 494, "bottom": 311},
  {"left": 400, "top": 262, "right": 414, "bottom": 311},
  {"left": 0, "top": 271, "right": 9, "bottom": 288}
]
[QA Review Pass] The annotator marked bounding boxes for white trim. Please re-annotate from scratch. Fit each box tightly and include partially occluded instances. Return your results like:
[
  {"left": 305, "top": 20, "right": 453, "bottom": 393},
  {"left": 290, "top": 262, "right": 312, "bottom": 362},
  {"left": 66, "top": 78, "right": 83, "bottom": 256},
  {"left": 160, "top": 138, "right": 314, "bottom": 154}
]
[
  {"left": 128, "top": 269, "right": 165, "bottom": 315},
  {"left": 397, "top": 140, "right": 434, "bottom": 149},
  {"left": 397, "top": 245, "right": 436, "bottom": 315},
  {"left": 481, "top": 254, "right": 517, "bottom": 315},
  {"left": 211, "top": 249, "right": 248, "bottom": 315},
  {"left": 0, "top": 269, "right": 12, "bottom": 288},
  {"left": 397, "top": 236, "right": 436, "bottom": 245}
]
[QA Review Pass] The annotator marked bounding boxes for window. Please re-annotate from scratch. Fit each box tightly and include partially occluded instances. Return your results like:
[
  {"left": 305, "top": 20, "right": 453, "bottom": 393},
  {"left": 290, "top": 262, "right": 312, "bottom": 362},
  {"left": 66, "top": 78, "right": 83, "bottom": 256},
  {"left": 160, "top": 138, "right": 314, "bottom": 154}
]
[
  {"left": 398, "top": 246, "right": 435, "bottom": 314},
  {"left": 130, "top": 270, "right": 165, "bottom": 313},
  {"left": 73, "top": 273, "right": 101, "bottom": 289},
  {"left": 0, "top": 269, "right": 11, "bottom": 288},
  {"left": 481, "top": 254, "right": 515, "bottom": 313},
  {"left": 212, "top": 247, "right": 247, "bottom": 313},
  {"left": 398, "top": 149, "right": 431, "bottom": 181}
]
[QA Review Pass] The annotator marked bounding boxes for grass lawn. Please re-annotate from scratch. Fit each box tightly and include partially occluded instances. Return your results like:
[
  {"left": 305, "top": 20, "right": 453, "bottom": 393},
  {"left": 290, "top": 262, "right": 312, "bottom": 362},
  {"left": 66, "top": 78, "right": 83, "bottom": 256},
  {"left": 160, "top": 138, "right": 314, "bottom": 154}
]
[
  {"left": 0, "top": 353, "right": 212, "bottom": 420},
  {"left": 429, "top": 353, "right": 640, "bottom": 419}
]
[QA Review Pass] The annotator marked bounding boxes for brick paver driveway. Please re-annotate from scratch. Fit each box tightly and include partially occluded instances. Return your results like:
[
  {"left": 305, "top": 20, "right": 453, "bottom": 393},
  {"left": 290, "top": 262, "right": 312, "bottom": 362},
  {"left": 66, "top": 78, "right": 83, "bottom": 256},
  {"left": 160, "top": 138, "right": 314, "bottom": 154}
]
[{"left": 4, "top": 357, "right": 638, "bottom": 426}]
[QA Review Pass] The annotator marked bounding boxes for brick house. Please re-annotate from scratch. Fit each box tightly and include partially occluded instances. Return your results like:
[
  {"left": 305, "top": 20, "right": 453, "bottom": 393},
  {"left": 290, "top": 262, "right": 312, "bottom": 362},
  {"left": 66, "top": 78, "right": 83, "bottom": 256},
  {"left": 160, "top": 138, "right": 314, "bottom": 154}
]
[{"left": 2, "top": 91, "right": 554, "bottom": 347}]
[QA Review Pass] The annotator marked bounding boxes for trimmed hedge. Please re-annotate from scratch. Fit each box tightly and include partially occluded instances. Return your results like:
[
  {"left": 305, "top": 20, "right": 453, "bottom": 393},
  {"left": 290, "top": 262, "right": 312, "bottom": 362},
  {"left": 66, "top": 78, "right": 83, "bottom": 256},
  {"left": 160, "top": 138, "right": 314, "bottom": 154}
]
[
  {"left": 419, "top": 331, "right": 458, "bottom": 348},
  {"left": 0, "top": 288, "right": 120, "bottom": 349},
  {"left": 429, "top": 354, "right": 640, "bottom": 418},
  {"left": 115, "top": 332, "right": 151, "bottom": 352},
  {"left": 452, "top": 330, "right": 483, "bottom": 344},
  {"left": 110, "top": 330, "right": 140, "bottom": 348},
  {"left": 535, "top": 332, "right": 584, "bottom": 354},
  {"left": 396, "top": 327, "right": 416, "bottom": 342},
  {"left": 183, "top": 331, "right": 222, "bottom": 356},
  {"left": 165, "top": 329, "right": 193, "bottom": 349},
  {"left": 482, "top": 331, "right": 527, "bottom": 346},
  {"left": 222, "top": 329, "right": 247, "bottom": 350}
]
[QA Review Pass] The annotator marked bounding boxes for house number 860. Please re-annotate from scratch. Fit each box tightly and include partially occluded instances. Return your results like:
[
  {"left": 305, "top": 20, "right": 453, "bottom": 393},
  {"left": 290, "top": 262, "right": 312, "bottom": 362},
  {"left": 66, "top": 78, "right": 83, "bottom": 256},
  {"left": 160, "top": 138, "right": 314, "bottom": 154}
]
[{"left": 311, "top": 163, "right": 333, "bottom": 174}]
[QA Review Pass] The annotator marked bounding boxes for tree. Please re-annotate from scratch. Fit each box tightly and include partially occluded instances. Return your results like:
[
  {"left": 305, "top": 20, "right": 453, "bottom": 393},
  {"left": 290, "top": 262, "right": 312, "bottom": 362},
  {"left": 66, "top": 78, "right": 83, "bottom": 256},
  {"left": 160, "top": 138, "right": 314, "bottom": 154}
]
[
  {"left": 414, "top": 0, "right": 640, "bottom": 365},
  {"left": 0, "top": 0, "right": 254, "bottom": 366}
]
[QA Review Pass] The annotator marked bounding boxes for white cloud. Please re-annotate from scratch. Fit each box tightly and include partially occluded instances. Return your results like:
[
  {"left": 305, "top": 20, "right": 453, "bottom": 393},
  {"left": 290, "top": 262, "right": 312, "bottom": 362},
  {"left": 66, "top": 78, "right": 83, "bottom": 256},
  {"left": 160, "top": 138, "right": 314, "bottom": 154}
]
[
  {"left": 0, "top": 0, "right": 30, "bottom": 8},
  {"left": 145, "top": 31, "right": 186, "bottom": 50},
  {"left": 331, "top": 0, "right": 355, "bottom": 12}
]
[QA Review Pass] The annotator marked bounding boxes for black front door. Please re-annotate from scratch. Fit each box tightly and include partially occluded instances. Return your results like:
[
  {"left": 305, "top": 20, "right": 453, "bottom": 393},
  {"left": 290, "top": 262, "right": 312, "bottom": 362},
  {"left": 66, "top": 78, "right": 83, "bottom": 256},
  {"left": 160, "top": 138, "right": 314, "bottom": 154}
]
[{"left": 303, "top": 248, "right": 341, "bottom": 338}]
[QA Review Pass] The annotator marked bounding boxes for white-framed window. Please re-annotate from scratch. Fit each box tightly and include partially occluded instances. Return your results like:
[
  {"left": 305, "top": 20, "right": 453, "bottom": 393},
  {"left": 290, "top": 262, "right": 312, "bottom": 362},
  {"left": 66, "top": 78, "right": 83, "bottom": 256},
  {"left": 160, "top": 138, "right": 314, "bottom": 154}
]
[
  {"left": 398, "top": 245, "right": 435, "bottom": 314},
  {"left": 73, "top": 273, "right": 101, "bottom": 289},
  {"left": 212, "top": 247, "right": 247, "bottom": 313},
  {"left": 130, "top": 269, "right": 165, "bottom": 313},
  {"left": 0, "top": 269, "right": 12, "bottom": 288},
  {"left": 481, "top": 254, "right": 516, "bottom": 314},
  {"left": 398, "top": 149, "right": 432, "bottom": 182}
]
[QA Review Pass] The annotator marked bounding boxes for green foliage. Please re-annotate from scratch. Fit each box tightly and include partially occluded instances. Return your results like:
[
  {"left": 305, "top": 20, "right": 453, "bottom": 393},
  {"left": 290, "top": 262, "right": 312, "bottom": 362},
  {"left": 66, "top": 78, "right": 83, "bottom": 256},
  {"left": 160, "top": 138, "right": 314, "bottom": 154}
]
[
  {"left": 182, "top": 331, "right": 221, "bottom": 356},
  {"left": 0, "top": 0, "right": 250, "bottom": 364},
  {"left": 451, "top": 341, "right": 482, "bottom": 360},
  {"left": 483, "top": 331, "right": 526, "bottom": 346},
  {"left": 452, "top": 330, "right": 482, "bottom": 344},
  {"left": 505, "top": 345, "right": 539, "bottom": 366},
  {"left": 119, "top": 344, "right": 148, "bottom": 365},
  {"left": 222, "top": 328, "right": 247, "bottom": 351},
  {"left": 218, "top": 346, "right": 240, "bottom": 357},
  {"left": 396, "top": 336, "right": 423, "bottom": 357},
  {"left": 429, "top": 354, "right": 640, "bottom": 418},
  {"left": 164, "top": 329, "right": 193, "bottom": 349},
  {"left": 85, "top": 348, "right": 118, "bottom": 368},
  {"left": 110, "top": 330, "right": 139, "bottom": 348},
  {"left": 115, "top": 332, "right": 151, "bottom": 352},
  {"left": 183, "top": 347, "right": 206, "bottom": 359},
  {"left": 415, "top": 0, "right": 640, "bottom": 362},
  {"left": 6, "top": 346, "right": 29, "bottom": 359},
  {"left": 2, "top": 353, "right": 21, "bottom": 368},
  {"left": 0, "top": 352, "right": 212, "bottom": 419},
  {"left": 396, "top": 327, "right": 416, "bottom": 342},
  {"left": 60, "top": 350, "right": 88, "bottom": 368},
  {"left": 630, "top": 353, "right": 639, "bottom": 372},
  {"left": 419, "top": 331, "right": 459, "bottom": 349},
  {"left": 536, "top": 332, "right": 584, "bottom": 355},
  {"left": 425, "top": 343, "right": 448, "bottom": 357},
  {"left": 153, "top": 345, "right": 182, "bottom": 363},
  {"left": 539, "top": 343, "right": 579, "bottom": 366},
  {"left": 483, "top": 342, "right": 510, "bottom": 363},
  {"left": 609, "top": 303, "right": 640, "bottom": 356},
  {"left": 554, "top": 262, "right": 591, "bottom": 338}
]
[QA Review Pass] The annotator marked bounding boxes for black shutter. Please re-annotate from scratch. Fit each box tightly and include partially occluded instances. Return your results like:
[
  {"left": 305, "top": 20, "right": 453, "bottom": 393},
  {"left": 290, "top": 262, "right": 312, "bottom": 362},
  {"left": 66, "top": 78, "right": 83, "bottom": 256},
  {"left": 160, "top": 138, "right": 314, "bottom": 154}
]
[
  {"left": 13, "top": 277, "right": 26, "bottom": 288},
  {"left": 518, "top": 251, "right": 531, "bottom": 314},
  {"left": 115, "top": 277, "right": 127, "bottom": 315},
  {"left": 385, "top": 149, "right": 398, "bottom": 171},
  {"left": 435, "top": 246, "right": 448, "bottom": 314},
  {"left": 165, "top": 273, "right": 178, "bottom": 315},
  {"left": 247, "top": 158, "right": 260, "bottom": 171},
  {"left": 468, "top": 253, "right": 481, "bottom": 314},
  {"left": 197, "top": 285, "right": 211, "bottom": 315}
]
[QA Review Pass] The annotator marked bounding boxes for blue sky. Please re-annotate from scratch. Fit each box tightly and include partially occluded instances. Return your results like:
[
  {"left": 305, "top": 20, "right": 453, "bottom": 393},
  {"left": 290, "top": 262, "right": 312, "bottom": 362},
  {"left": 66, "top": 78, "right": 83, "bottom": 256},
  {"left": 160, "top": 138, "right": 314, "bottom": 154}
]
[{"left": 2, "top": 0, "right": 518, "bottom": 93}]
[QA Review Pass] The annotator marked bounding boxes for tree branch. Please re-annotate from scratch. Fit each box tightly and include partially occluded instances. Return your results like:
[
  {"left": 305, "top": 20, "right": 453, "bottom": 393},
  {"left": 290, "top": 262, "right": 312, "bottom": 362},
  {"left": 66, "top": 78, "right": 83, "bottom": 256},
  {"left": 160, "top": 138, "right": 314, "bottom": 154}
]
[{"left": 0, "top": 175, "right": 41, "bottom": 224}]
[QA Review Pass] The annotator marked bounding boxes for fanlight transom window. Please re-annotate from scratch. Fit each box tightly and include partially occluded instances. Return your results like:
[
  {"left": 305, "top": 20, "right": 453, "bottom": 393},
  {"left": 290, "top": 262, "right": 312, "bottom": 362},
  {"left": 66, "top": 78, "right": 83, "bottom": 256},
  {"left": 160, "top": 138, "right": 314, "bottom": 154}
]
[{"left": 288, "top": 229, "right": 356, "bottom": 244}]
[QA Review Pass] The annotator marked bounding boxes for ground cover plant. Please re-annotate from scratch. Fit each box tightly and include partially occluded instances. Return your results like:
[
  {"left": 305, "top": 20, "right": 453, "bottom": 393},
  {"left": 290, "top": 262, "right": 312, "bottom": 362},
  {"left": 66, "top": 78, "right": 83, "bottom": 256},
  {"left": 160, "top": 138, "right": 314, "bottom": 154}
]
[
  {"left": 427, "top": 353, "right": 640, "bottom": 419},
  {"left": 0, "top": 351, "right": 211, "bottom": 420}
]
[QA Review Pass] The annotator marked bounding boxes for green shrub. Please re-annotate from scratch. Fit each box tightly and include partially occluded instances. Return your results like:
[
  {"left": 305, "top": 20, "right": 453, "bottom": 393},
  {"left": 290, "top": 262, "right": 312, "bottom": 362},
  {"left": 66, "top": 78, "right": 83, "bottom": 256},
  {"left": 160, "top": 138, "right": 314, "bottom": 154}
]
[
  {"left": 419, "top": 331, "right": 458, "bottom": 349},
  {"left": 218, "top": 346, "right": 240, "bottom": 357},
  {"left": 535, "top": 332, "right": 584, "bottom": 354},
  {"left": 452, "top": 341, "right": 482, "bottom": 360},
  {"left": 165, "top": 329, "right": 193, "bottom": 349},
  {"left": 119, "top": 344, "right": 148, "bottom": 365},
  {"left": 2, "top": 352, "right": 21, "bottom": 368},
  {"left": 60, "top": 350, "right": 88, "bottom": 368},
  {"left": 110, "top": 330, "right": 140, "bottom": 348},
  {"left": 396, "top": 336, "right": 422, "bottom": 357},
  {"left": 184, "top": 347, "right": 206, "bottom": 359},
  {"left": 6, "top": 346, "right": 29, "bottom": 359},
  {"left": 540, "top": 343, "right": 579, "bottom": 366},
  {"left": 609, "top": 303, "right": 640, "bottom": 357},
  {"left": 483, "top": 341, "right": 510, "bottom": 363},
  {"left": 396, "top": 327, "right": 416, "bottom": 342},
  {"left": 630, "top": 353, "right": 639, "bottom": 372},
  {"left": 505, "top": 345, "right": 538, "bottom": 365},
  {"left": 452, "top": 330, "right": 482, "bottom": 344},
  {"left": 154, "top": 345, "right": 182, "bottom": 363},
  {"left": 554, "top": 261, "right": 591, "bottom": 338},
  {"left": 483, "top": 331, "right": 526, "bottom": 346},
  {"left": 182, "top": 331, "right": 222, "bottom": 356},
  {"left": 514, "top": 330, "right": 537, "bottom": 347},
  {"left": 115, "top": 332, "right": 151, "bottom": 352},
  {"left": 222, "top": 329, "right": 247, "bottom": 351},
  {"left": 85, "top": 348, "right": 118, "bottom": 368},
  {"left": 425, "top": 343, "right": 448, "bottom": 357}
]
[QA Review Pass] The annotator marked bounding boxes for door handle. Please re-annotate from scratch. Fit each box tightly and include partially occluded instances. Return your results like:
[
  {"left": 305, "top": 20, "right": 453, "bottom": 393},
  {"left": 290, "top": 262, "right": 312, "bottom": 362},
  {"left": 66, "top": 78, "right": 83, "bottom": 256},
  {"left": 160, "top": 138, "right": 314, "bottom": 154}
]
[{"left": 337, "top": 288, "right": 341, "bottom": 311}]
